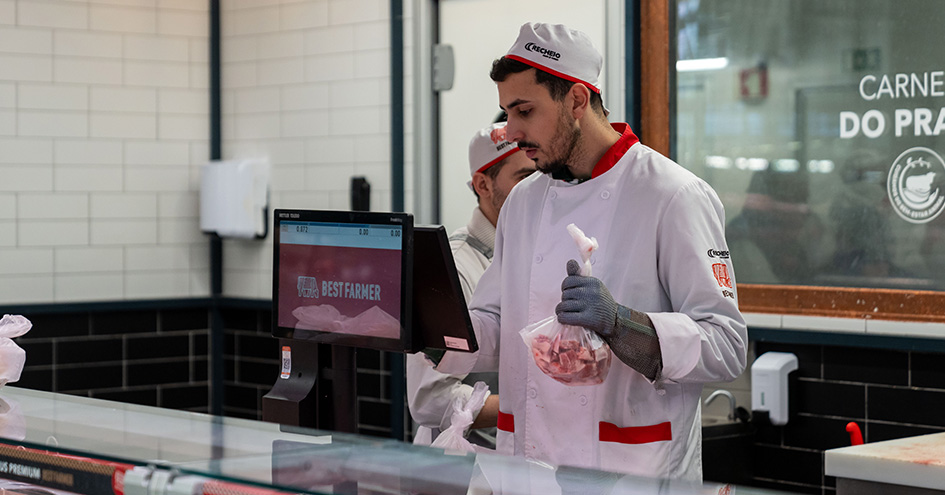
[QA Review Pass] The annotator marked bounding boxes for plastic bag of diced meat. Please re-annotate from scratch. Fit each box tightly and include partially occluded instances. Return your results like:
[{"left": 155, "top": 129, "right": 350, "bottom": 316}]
[{"left": 519, "top": 224, "right": 612, "bottom": 386}]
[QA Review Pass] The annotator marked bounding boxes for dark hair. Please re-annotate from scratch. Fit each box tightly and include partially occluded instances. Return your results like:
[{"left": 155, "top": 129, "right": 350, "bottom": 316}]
[
  {"left": 490, "top": 57, "right": 605, "bottom": 115},
  {"left": 471, "top": 158, "right": 507, "bottom": 200}
]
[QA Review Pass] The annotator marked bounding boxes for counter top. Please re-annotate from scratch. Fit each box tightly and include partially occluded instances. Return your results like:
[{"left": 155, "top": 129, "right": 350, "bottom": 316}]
[{"left": 825, "top": 432, "right": 945, "bottom": 491}]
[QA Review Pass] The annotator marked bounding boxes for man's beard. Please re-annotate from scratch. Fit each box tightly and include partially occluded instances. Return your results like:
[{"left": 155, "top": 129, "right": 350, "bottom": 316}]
[{"left": 522, "top": 108, "right": 581, "bottom": 180}]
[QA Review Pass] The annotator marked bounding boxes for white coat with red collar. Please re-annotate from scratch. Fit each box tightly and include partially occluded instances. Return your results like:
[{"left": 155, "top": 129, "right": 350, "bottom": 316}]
[{"left": 437, "top": 124, "right": 747, "bottom": 482}]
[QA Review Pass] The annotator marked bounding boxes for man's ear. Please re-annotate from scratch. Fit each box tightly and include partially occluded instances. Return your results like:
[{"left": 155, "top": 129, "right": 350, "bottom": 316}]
[
  {"left": 569, "top": 83, "right": 590, "bottom": 120},
  {"left": 471, "top": 172, "right": 492, "bottom": 198}
]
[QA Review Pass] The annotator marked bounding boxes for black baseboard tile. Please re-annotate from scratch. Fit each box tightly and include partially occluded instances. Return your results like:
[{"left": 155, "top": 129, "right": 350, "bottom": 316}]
[
  {"left": 868, "top": 385, "right": 945, "bottom": 427},
  {"left": 57, "top": 337, "right": 123, "bottom": 365},
  {"left": 92, "top": 389, "right": 158, "bottom": 407},
  {"left": 236, "top": 360, "right": 279, "bottom": 387},
  {"left": 56, "top": 363, "right": 123, "bottom": 392},
  {"left": 160, "top": 308, "right": 209, "bottom": 332},
  {"left": 866, "top": 421, "right": 945, "bottom": 443},
  {"left": 127, "top": 361, "right": 191, "bottom": 387},
  {"left": 91, "top": 310, "right": 158, "bottom": 335},
  {"left": 15, "top": 370, "right": 53, "bottom": 391},
  {"left": 223, "top": 383, "right": 260, "bottom": 411},
  {"left": 160, "top": 384, "right": 211, "bottom": 410},
  {"left": 752, "top": 444, "right": 823, "bottom": 487},
  {"left": 126, "top": 334, "right": 190, "bottom": 360},
  {"left": 20, "top": 313, "right": 89, "bottom": 338},
  {"left": 782, "top": 414, "right": 853, "bottom": 451}
]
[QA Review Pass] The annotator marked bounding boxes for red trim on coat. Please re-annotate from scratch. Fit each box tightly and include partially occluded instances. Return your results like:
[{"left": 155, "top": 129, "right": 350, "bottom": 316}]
[
  {"left": 590, "top": 123, "right": 640, "bottom": 179},
  {"left": 599, "top": 421, "right": 672, "bottom": 444},
  {"left": 497, "top": 410, "right": 515, "bottom": 432}
]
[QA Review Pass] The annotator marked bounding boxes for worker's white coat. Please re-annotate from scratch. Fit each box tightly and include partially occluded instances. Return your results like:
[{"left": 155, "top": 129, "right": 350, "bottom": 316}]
[{"left": 437, "top": 125, "right": 747, "bottom": 481}]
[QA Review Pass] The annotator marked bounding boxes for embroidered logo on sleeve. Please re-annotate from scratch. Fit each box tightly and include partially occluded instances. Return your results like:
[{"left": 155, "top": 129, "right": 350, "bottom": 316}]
[{"left": 712, "top": 263, "right": 733, "bottom": 288}]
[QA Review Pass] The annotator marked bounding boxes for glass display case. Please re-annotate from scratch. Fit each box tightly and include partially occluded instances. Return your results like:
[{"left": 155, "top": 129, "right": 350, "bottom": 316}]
[{"left": 0, "top": 387, "right": 786, "bottom": 495}]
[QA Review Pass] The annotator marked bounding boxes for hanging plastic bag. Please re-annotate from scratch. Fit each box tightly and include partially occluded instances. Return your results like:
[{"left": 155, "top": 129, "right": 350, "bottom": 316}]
[
  {"left": 520, "top": 224, "right": 612, "bottom": 386},
  {"left": 0, "top": 315, "right": 31, "bottom": 387},
  {"left": 431, "top": 381, "right": 491, "bottom": 453}
]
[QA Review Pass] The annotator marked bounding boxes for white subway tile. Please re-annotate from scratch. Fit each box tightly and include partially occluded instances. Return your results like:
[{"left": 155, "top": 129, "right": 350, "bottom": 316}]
[
  {"left": 55, "top": 166, "right": 123, "bottom": 191},
  {"left": 157, "top": 9, "right": 207, "bottom": 37},
  {"left": 189, "top": 243, "right": 209, "bottom": 270},
  {"left": 124, "top": 35, "right": 189, "bottom": 62},
  {"left": 222, "top": 241, "right": 268, "bottom": 270},
  {"left": 743, "top": 312, "right": 782, "bottom": 329},
  {"left": 329, "top": 78, "right": 381, "bottom": 108},
  {"left": 55, "top": 273, "right": 123, "bottom": 302},
  {"left": 257, "top": 32, "right": 303, "bottom": 59},
  {"left": 354, "top": 49, "right": 389, "bottom": 78},
  {"left": 54, "top": 58, "right": 122, "bottom": 85},
  {"left": 125, "top": 140, "right": 189, "bottom": 166},
  {"left": 18, "top": 83, "right": 88, "bottom": 111},
  {"left": 304, "top": 53, "right": 354, "bottom": 82},
  {"left": 18, "top": 193, "right": 88, "bottom": 219},
  {"left": 55, "top": 246, "right": 123, "bottom": 273},
  {"left": 223, "top": 61, "right": 257, "bottom": 89},
  {"left": 125, "top": 271, "right": 190, "bottom": 298},
  {"left": 0, "top": 221, "right": 15, "bottom": 246},
  {"left": 0, "top": 26, "right": 53, "bottom": 54},
  {"left": 18, "top": 1, "right": 89, "bottom": 29},
  {"left": 354, "top": 134, "right": 388, "bottom": 162},
  {"left": 271, "top": 164, "right": 305, "bottom": 191},
  {"left": 90, "top": 87, "right": 157, "bottom": 113},
  {"left": 158, "top": 192, "right": 197, "bottom": 218},
  {"left": 158, "top": 88, "right": 207, "bottom": 114},
  {"left": 866, "top": 319, "right": 945, "bottom": 338},
  {"left": 53, "top": 31, "right": 122, "bottom": 58},
  {"left": 189, "top": 62, "right": 208, "bottom": 89},
  {"left": 0, "top": 275, "right": 54, "bottom": 303},
  {"left": 126, "top": 245, "right": 189, "bottom": 270},
  {"left": 227, "top": 6, "right": 279, "bottom": 36},
  {"left": 279, "top": 190, "right": 334, "bottom": 209},
  {"left": 234, "top": 87, "right": 280, "bottom": 113},
  {"left": 280, "top": 1, "right": 327, "bottom": 31},
  {"left": 125, "top": 166, "right": 189, "bottom": 191},
  {"left": 0, "top": 1, "right": 13, "bottom": 26},
  {"left": 90, "top": 219, "right": 157, "bottom": 244},
  {"left": 281, "top": 82, "right": 331, "bottom": 111},
  {"left": 265, "top": 139, "right": 305, "bottom": 164},
  {"left": 280, "top": 110, "right": 330, "bottom": 138},
  {"left": 158, "top": 114, "right": 208, "bottom": 140},
  {"left": 0, "top": 194, "right": 13, "bottom": 218},
  {"left": 90, "top": 193, "right": 157, "bottom": 218},
  {"left": 189, "top": 269, "right": 210, "bottom": 297},
  {"left": 0, "top": 109, "right": 12, "bottom": 135},
  {"left": 0, "top": 165, "right": 53, "bottom": 191},
  {"left": 222, "top": 270, "right": 258, "bottom": 299},
  {"left": 90, "top": 113, "right": 156, "bottom": 139},
  {"left": 257, "top": 58, "right": 303, "bottom": 86},
  {"left": 354, "top": 21, "right": 388, "bottom": 50},
  {"left": 303, "top": 25, "right": 353, "bottom": 55},
  {"left": 19, "top": 219, "right": 89, "bottom": 246},
  {"left": 304, "top": 163, "right": 353, "bottom": 191},
  {"left": 234, "top": 113, "right": 281, "bottom": 140},
  {"left": 305, "top": 135, "right": 354, "bottom": 163},
  {"left": 0, "top": 83, "right": 13, "bottom": 107},
  {"left": 189, "top": 38, "right": 208, "bottom": 63},
  {"left": 329, "top": 106, "right": 380, "bottom": 136},
  {"left": 90, "top": 5, "right": 156, "bottom": 34},
  {"left": 189, "top": 141, "right": 209, "bottom": 165},
  {"left": 89, "top": 0, "right": 156, "bottom": 8},
  {"left": 0, "top": 248, "right": 53, "bottom": 275},
  {"left": 0, "top": 54, "right": 53, "bottom": 82},
  {"left": 158, "top": 0, "right": 206, "bottom": 11},
  {"left": 55, "top": 139, "right": 122, "bottom": 165},
  {"left": 125, "top": 61, "right": 190, "bottom": 87},
  {"left": 18, "top": 110, "right": 88, "bottom": 137},
  {"left": 782, "top": 314, "right": 866, "bottom": 333},
  {"left": 158, "top": 218, "right": 202, "bottom": 243},
  {"left": 328, "top": 0, "right": 384, "bottom": 25},
  {"left": 0, "top": 138, "right": 53, "bottom": 163},
  {"left": 221, "top": 36, "right": 256, "bottom": 63}
]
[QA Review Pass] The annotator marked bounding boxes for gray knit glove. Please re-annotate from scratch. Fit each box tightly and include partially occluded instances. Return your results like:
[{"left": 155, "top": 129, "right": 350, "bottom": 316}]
[{"left": 555, "top": 259, "right": 618, "bottom": 336}]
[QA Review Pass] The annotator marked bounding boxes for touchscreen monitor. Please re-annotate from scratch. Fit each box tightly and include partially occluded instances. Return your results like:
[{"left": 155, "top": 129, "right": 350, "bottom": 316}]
[{"left": 272, "top": 209, "right": 413, "bottom": 352}]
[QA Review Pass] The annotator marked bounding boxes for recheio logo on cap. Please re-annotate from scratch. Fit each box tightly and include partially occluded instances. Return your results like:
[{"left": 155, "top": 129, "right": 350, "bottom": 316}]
[{"left": 524, "top": 42, "right": 561, "bottom": 61}]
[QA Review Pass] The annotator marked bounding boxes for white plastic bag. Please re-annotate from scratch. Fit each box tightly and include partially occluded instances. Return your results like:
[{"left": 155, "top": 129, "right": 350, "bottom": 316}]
[
  {"left": 431, "top": 381, "right": 491, "bottom": 453},
  {"left": 520, "top": 224, "right": 612, "bottom": 386},
  {"left": 0, "top": 315, "right": 31, "bottom": 387}
]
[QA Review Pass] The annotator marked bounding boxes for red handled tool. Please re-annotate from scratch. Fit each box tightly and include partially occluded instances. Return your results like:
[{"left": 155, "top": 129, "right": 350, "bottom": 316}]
[{"left": 846, "top": 422, "right": 864, "bottom": 445}]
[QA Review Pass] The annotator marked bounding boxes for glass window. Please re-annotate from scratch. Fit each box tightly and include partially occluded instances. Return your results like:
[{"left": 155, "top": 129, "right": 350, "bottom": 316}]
[{"left": 675, "top": 0, "right": 945, "bottom": 291}]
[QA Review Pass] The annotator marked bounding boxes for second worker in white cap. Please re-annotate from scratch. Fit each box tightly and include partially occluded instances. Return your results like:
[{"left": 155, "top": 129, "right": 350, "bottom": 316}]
[
  {"left": 432, "top": 23, "right": 747, "bottom": 481},
  {"left": 406, "top": 121, "right": 536, "bottom": 448}
]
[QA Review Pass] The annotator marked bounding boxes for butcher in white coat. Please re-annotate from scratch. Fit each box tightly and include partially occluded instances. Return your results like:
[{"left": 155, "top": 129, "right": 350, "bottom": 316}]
[{"left": 433, "top": 23, "right": 747, "bottom": 482}]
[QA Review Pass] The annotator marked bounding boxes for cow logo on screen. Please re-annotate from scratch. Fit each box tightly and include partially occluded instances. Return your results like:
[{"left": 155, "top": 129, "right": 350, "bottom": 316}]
[
  {"left": 887, "top": 147, "right": 945, "bottom": 224},
  {"left": 712, "top": 263, "right": 732, "bottom": 289},
  {"left": 297, "top": 276, "right": 319, "bottom": 298}
]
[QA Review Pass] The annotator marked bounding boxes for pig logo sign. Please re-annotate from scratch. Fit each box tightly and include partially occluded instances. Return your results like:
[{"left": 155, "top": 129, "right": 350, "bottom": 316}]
[
  {"left": 297, "top": 276, "right": 319, "bottom": 298},
  {"left": 887, "top": 147, "right": 945, "bottom": 224}
]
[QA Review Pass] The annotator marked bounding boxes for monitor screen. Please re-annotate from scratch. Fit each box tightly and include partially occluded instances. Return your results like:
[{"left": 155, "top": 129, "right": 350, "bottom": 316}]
[{"left": 272, "top": 209, "right": 413, "bottom": 352}]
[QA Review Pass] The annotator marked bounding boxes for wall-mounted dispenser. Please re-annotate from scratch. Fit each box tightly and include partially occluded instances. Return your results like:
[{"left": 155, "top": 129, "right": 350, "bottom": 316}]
[
  {"left": 200, "top": 158, "right": 270, "bottom": 239},
  {"left": 751, "top": 351, "right": 798, "bottom": 425}
]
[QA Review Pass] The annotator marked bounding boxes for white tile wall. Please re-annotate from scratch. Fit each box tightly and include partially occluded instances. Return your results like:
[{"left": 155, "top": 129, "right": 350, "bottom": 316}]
[{"left": 0, "top": 0, "right": 209, "bottom": 303}]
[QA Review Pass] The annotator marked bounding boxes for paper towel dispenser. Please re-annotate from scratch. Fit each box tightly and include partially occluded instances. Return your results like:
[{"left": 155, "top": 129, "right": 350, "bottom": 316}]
[{"left": 200, "top": 158, "right": 270, "bottom": 239}]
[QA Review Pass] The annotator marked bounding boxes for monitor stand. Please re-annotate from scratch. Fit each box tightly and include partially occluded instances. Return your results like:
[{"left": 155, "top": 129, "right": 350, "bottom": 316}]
[{"left": 262, "top": 340, "right": 359, "bottom": 434}]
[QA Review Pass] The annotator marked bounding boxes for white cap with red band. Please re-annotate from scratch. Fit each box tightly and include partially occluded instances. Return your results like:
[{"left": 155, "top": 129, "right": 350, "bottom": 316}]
[
  {"left": 467, "top": 122, "right": 519, "bottom": 189},
  {"left": 504, "top": 22, "right": 603, "bottom": 94}
]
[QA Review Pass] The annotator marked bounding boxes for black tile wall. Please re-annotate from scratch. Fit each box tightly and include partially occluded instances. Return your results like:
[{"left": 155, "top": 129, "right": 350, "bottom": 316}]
[
  {"left": 16, "top": 341, "right": 52, "bottom": 366},
  {"left": 91, "top": 310, "right": 157, "bottom": 335},
  {"left": 57, "top": 363, "right": 123, "bottom": 391},
  {"left": 25, "top": 313, "right": 88, "bottom": 338},
  {"left": 161, "top": 309, "right": 209, "bottom": 332},
  {"left": 126, "top": 334, "right": 190, "bottom": 360},
  {"left": 127, "top": 361, "right": 191, "bottom": 387},
  {"left": 161, "top": 385, "right": 210, "bottom": 410},
  {"left": 57, "top": 338, "right": 123, "bottom": 364},
  {"left": 93, "top": 389, "right": 159, "bottom": 407},
  {"left": 748, "top": 340, "right": 945, "bottom": 494}
]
